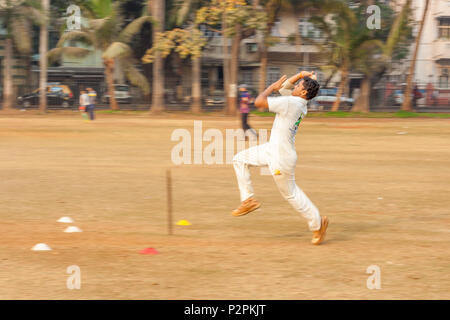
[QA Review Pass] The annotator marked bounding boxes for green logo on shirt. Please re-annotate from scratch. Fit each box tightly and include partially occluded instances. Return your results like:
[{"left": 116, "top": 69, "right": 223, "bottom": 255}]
[{"left": 294, "top": 114, "right": 304, "bottom": 131}]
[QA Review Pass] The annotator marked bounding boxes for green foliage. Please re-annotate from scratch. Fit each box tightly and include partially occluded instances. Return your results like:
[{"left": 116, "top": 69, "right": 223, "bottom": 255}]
[
  {"left": 142, "top": 27, "right": 207, "bottom": 63},
  {"left": 195, "top": 0, "right": 267, "bottom": 38},
  {"left": 88, "top": 0, "right": 114, "bottom": 18},
  {"left": 168, "top": 0, "right": 207, "bottom": 28},
  {"left": 308, "top": 0, "right": 413, "bottom": 77}
]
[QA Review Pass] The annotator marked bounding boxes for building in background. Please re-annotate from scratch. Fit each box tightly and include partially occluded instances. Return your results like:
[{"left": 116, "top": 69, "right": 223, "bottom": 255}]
[
  {"left": 196, "top": 7, "right": 328, "bottom": 99},
  {"left": 411, "top": 0, "right": 450, "bottom": 89},
  {"left": 384, "top": 0, "right": 450, "bottom": 108}
]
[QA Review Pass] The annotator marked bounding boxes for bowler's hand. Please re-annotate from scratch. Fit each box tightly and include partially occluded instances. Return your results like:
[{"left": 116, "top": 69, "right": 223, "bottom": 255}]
[
  {"left": 272, "top": 75, "right": 287, "bottom": 92},
  {"left": 299, "top": 71, "right": 317, "bottom": 80}
]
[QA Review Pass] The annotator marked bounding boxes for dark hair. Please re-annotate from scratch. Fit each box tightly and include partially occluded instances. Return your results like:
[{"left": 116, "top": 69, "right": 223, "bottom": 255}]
[{"left": 302, "top": 76, "right": 320, "bottom": 100}]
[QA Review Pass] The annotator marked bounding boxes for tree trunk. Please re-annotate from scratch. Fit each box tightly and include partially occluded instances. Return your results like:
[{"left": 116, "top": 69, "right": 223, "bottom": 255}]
[
  {"left": 352, "top": 77, "right": 371, "bottom": 112},
  {"left": 227, "top": 26, "right": 241, "bottom": 116},
  {"left": 151, "top": 0, "right": 165, "bottom": 113},
  {"left": 191, "top": 56, "right": 202, "bottom": 113},
  {"left": 259, "top": 2, "right": 280, "bottom": 94},
  {"left": 331, "top": 67, "right": 348, "bottom": 112},
  {"left": 2, "top": 38, "right": 14, "bottom": 111},
  {"left": 222, "top": 11, "right": 230, "bottom": 115},
  {"left": 174, "top": 55, "right": 183, "bottom": 102},
  {"left": 253, "top": 0, "right": 266, "bottom": 93},
  {"left": 113, "top": 58, "right": 125, "bottom": 84},
  {"left": 402, "top": 0, "right": 429, "bottom": 111},
  {"left": 259, "top": 42, "right": 267, "bottom": 93},
  {"left": 39, "top": 0, "right": 49, "bottom": 113},
  {"left": 104, "top": 58, "right": 118, "bottom": 110}
]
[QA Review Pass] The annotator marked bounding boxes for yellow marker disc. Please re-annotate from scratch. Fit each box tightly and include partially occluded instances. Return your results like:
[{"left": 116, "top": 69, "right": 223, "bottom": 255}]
[{"left": 176, "top": 219, "right": 191, "bottom": 226}]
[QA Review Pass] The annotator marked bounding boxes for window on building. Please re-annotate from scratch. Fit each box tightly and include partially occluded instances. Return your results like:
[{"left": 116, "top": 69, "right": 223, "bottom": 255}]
[
  {"left": 267, "top": 67, "right": 280, "bottom": 86},
  {"left": 299, "top": 18, "right": 308, "bottom": 38},
  {"left": 298, "top": 18, "right": 321, "bottom": 39},
  {"left": 439, "top": 68, "right": 449, "bottom": 89},
  {"left": 438, "top": 18, "right": 450, "bottom": 39},
  {"left": 199, "top": 25, "right": 218, "bottom": 38},
  {"left": 49, "top": 30, "right": 60, "bottom": 50},
  {"left": 246, "top": 43, "right": 258, "bottom": 53},
  {"left": 201, "top": 69, "right": 209, "bottom": 88},
  {"left": 271, "top": 18, "right": 281, "bottom": 37},
  {"left": 240, "top": 69, "right": 254, "bottom": 87}
]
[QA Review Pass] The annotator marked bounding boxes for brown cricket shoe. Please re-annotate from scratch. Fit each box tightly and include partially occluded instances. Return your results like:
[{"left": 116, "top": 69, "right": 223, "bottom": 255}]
[
  {"left": 311, "top": 216, "right": 329, "bottom": 245},
  {"left": 231, "top": 197, "right": 261, "bottom": 217}
]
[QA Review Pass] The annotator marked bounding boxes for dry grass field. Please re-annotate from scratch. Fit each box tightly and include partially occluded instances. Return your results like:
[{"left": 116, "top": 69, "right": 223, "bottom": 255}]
[{"left": 0, "top": 112, "right": 449, "bottom": 299}]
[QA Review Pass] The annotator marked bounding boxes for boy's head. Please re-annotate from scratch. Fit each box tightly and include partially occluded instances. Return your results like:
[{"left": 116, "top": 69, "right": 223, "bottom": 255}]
[{"left": 292, "top": 76, "right": 320, "bottom": 100}]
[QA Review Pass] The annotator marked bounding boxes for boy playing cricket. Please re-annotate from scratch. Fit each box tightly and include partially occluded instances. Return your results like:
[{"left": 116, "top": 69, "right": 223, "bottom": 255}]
[{"left": 231, "top": 71, "right": 329, "bottom": 245}]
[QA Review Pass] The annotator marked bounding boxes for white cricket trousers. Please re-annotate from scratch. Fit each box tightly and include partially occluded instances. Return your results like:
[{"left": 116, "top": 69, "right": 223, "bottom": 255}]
[{"left": 232, "top": 144, "right": 321, "bottom": 231}]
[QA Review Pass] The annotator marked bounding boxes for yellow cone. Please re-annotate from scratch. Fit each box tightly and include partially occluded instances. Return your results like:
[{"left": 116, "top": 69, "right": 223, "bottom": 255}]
[{"left": 176, "top": 219, "right": 191, "bottom": 226}]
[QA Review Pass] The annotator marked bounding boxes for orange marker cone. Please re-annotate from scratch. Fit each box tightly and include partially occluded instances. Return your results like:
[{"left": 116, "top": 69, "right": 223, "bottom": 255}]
[{"left": 139, "top": 248, "right": 159, "bottom": 255}]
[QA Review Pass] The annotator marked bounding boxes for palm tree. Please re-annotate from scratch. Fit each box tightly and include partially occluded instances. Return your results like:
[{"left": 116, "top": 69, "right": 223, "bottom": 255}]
[
  {"left": 352, "top": 0, "right": 412, "bottom": 112},
  {"left": 101, "top": 15, "right": 153, "bottom": 99},
  {"left": 310, "top": 0, "right": 412, "bottom": 112},
  {"left": 48, "top": 0, "right": 151, "bottom": 110},
  {"left": 309, "top": 0, "right": 374, "bottom": 111},
  {"left": 402, "top": 0, "right": 429, "bottom": 111},
  {"left": 0, "top": 0, "right": 43, "bottom": 112}
]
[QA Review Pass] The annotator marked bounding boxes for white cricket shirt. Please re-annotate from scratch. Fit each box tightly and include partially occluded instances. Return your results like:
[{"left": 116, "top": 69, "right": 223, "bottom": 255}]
[{"left": 266, "top": 95, "right": 308, "bottom": 173}]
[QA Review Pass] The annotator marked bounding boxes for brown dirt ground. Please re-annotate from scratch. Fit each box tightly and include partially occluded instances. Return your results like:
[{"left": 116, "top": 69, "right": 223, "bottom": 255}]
[{"left": 0, "top": 112, "right": 449, "bottom": 299}]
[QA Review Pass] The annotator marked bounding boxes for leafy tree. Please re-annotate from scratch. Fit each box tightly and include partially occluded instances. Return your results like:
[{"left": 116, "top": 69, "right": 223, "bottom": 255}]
[
  {"left": 142, "top": 27, "right": 207, "bottom": 112},
  {"left": 196, "top": 0, "right": 267, "bottom": 115},
  {"left": 308, "top": 0, "right": 413, "bottom": 111}
]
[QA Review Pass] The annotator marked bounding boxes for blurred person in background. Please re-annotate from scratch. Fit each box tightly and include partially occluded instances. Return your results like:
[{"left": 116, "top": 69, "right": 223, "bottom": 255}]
[
  {"left": 413, "top": 84, "right": 422, "bottom": 109},
  {"left": 79, "top": 89, "right": 89, "bottom": 122},
  {"left": 239, "top": 84, "right": 257, "bottom": 140},
  {"left": 87, "top": 88, "right": 97, "bottom": 121}
]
